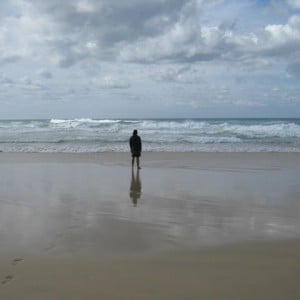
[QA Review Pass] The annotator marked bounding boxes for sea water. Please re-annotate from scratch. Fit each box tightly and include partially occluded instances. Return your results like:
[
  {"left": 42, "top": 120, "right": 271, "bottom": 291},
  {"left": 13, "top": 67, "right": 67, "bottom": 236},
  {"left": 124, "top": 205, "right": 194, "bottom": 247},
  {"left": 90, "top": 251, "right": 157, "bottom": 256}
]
[{"left": 0, "top": 118, "right": 300, "bottom": 152}]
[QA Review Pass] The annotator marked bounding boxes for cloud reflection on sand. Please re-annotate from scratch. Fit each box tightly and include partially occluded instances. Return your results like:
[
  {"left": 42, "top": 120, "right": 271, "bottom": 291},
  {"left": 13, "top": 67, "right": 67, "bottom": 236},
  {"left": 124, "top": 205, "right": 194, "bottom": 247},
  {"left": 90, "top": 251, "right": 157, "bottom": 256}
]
[{"left": 0, "top": 153, "right": 300, "bottom": 258}]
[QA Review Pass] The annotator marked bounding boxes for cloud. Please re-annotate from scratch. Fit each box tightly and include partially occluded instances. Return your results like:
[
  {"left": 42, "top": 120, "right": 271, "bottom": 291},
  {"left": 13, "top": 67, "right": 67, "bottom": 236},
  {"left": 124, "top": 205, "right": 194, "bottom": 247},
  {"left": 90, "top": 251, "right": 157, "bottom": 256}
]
[
  {"left": 1, "top": 0, "right": 300, "bottom": 119},
  {"left": 121, "top": 11, "right": 300, "bottom": 63},
  {"left": 38, "top": 69, "right": 53, "bottom": 79},
  {"left": 0, "top": 72, "right": 48, "bottom": 92},
  {"left": 288, "top": 0, "right": 300, "bottom": 9},
  {"left": 10, "top": 0, "right": 189, "bottom": 66},
  {"left": 21, "top": 76, "right": 32, "bottom": 85},
  {"left": 0, "top": 74, "right": 15, "bottom": 84},
  {"left": 2, "top": 0, "right": 298, "bottom": 75},
  {"left": 152, "top": 65, "right": 202, "bottom": 83},
  {"left": 120, "top": 8, "right": 300, "bottom": 80},
  {"left": 0, "top": 54, "right": 22, "bottom": 64},
  {"left": 287, "top": 52, "right": 300, "bottom": 76},
  {"left": 120, "top": 1, "right": 215, "bottom": 63},
  {"left": 259, "top": 15, "right": 300, "bottom": 55},
  {"left": 92, "top": 75, "right": 130, "bottom": 89}
]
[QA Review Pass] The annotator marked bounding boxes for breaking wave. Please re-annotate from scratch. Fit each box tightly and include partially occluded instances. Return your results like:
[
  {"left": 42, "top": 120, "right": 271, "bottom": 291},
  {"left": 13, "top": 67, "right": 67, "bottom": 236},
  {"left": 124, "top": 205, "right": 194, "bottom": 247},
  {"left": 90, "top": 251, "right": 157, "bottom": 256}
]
[{"left": 0, "top": 118, "right": 299, "bottom": 152}]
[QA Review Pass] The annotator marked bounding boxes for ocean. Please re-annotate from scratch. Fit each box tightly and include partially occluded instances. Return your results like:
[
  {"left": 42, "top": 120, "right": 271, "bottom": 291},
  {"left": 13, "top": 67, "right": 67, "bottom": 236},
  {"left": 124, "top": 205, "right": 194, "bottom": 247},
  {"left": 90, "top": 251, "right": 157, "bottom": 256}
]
[{"left": 0, "top": 118, "right": 300, "bottom": 152}]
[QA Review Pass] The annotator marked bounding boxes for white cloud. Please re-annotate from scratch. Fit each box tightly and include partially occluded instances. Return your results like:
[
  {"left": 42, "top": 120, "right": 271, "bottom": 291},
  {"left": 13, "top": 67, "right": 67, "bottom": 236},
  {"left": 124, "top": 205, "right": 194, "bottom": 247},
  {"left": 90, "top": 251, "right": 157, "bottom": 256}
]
[
  {"left": 288, "top": 0, "right": 300, "bottom": 9},
  {"left": 76, "top": 0, "right": 95, "bottom": 13},
  {"left": 120, "top": 11, "right": 300, "bottom": 67},
  {"left": 92, "top": 75, "right": 130, "bottom": 89},
  {"left": 21, "top": 76, "right": 32, "bottom": 85},
  {"left": 0, "top": 0, "right": 298, "bottom": 72},
  {"left": 0, "top": 0, "right": 300, "bottom": 118},
  {"left": 263, "top": 15, "right": 300, "bottom": 49},
  {"left": 2, "top": 0, "right": 297, "bottom": 73}
]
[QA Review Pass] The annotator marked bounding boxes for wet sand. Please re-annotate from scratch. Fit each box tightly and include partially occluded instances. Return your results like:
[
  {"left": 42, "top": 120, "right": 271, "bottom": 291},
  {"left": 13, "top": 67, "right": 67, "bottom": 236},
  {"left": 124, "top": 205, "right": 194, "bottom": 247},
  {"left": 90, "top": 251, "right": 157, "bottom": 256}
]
[{"left": 0, "top": 152, "right": 300, "bottom": 299}]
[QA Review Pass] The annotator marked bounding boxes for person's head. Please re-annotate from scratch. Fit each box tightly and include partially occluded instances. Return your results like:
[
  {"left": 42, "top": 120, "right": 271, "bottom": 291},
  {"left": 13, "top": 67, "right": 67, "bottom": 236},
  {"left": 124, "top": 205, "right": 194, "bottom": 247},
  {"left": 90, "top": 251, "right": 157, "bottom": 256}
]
[{"left": 133, "top": 129, "right": 138, "bottom": 135}]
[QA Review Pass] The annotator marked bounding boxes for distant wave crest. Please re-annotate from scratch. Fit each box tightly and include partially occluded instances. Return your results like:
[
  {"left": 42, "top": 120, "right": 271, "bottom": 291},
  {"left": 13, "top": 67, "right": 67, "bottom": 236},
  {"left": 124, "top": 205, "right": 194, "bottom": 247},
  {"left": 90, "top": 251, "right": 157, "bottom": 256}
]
[{"left": 0, "top": 119, "right": 300, "bottom": 152}]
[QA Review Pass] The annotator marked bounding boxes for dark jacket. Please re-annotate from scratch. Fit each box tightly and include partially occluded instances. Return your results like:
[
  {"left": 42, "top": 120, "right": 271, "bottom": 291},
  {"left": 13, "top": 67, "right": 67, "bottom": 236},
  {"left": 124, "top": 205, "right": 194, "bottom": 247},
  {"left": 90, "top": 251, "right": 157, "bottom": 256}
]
[{"left": 129, "top": 135, "right": 142, "bottom": 154}]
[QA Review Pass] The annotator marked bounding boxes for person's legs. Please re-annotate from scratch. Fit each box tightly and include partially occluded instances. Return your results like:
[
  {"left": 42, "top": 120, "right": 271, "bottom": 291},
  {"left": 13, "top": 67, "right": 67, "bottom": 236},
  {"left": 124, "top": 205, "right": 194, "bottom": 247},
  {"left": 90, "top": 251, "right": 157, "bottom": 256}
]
[
  {"left": 137, "top": 157, "right": 141, "bottom": 169},
  {"left": 132, "top": 155, "right": 141, "bottom": 169}
]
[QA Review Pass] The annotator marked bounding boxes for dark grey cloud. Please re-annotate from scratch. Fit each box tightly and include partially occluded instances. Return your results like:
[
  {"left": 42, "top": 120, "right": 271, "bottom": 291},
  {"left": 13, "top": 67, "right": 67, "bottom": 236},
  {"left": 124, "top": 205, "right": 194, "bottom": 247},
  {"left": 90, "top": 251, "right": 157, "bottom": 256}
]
[
  {"left": 8, "top": 0, "right": 295, "bottom": 76},
  {"left": 0, "top": 55, "right": 22, "bottom": 64},
  {"left": 0, "top": 74, "right": 15, "bottom": 84},
  {"left": 23, "top": 0, "right": 188, "bottom": 64},
  {"left": 2, "top": 0, "right": 300, "bottom": 71},
  {"left": 38, "top": 69, "right": 53, "bottom": 79},
  {"left": 153, "top": 65, "right": 203, "bottom": 83},
  {"left": 30, "top": 0, "right": 186, "bottom": 39},
  {"left": 287, "top": 52, "right": 300, "bottom": 76}
]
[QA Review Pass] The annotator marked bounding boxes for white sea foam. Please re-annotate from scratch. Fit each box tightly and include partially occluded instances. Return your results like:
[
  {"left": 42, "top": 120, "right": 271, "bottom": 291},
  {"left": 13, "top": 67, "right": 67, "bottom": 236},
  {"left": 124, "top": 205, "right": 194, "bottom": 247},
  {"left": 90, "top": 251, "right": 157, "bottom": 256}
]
[
  {"left": 137, "top": 120, "right": 300, "bottom": 138},
  {"left": 0, "top": 119, "right": 299, "bottom": 152},
  {"left": 50, "top": 119, "right": 121, "bottom": 128},
  {"left": 222, "top": 123, "right": 300, "bottom": 138}
]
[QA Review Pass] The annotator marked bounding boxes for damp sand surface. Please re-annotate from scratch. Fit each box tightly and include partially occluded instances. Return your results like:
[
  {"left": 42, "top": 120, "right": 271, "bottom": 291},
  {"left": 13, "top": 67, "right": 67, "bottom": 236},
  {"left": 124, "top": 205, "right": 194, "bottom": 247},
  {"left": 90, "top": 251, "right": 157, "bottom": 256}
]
[{"left": 0, "top": 152, "right": 300, "bottom": 299}]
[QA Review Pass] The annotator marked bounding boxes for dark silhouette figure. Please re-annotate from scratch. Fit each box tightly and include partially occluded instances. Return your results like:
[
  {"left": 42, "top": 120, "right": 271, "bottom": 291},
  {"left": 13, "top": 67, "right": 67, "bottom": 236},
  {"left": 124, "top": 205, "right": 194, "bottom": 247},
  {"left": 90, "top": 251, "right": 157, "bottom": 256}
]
[
  {"left": 130, "top": 169, "right": 142, "bottom": 207},
  {"left": 129, "top": 129, "right": 142, "bottom": 169}
]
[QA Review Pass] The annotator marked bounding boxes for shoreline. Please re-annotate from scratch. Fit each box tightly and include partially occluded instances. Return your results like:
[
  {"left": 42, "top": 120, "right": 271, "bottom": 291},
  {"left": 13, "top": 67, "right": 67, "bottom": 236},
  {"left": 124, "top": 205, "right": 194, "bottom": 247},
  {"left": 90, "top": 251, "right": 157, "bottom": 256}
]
[{"left": 1, "top": 150, "right": 300, "bottom": 165}]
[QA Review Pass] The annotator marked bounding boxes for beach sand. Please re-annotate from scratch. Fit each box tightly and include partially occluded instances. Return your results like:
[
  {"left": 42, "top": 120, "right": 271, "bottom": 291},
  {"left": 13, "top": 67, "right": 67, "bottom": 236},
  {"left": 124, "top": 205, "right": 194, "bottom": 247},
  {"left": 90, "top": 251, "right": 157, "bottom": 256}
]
[{"left": 0, "top": 152, "right": 300, "bottom": 299}]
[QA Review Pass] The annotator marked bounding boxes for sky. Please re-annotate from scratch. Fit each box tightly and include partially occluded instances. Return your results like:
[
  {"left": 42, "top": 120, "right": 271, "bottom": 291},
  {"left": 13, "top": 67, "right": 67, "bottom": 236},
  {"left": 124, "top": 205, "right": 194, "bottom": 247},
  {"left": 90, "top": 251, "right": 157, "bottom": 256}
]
[{"left": 0, "top": 0, "right": 300, "bottom": 119}]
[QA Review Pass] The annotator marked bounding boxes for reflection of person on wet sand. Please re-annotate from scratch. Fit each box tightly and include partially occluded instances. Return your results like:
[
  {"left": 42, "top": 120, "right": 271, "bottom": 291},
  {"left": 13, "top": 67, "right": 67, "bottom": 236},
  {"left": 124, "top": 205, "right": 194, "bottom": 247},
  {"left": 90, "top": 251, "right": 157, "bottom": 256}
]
[{"left": 130, "top": 169, "right": 142, "bottom": 207}]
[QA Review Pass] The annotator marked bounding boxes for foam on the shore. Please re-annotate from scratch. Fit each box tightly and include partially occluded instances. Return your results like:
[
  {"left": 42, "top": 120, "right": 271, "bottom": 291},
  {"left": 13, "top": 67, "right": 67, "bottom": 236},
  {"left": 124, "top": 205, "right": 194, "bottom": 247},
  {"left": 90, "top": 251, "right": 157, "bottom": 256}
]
[{"left": 1, "top": 118, "right": 300, "bottom": 152}]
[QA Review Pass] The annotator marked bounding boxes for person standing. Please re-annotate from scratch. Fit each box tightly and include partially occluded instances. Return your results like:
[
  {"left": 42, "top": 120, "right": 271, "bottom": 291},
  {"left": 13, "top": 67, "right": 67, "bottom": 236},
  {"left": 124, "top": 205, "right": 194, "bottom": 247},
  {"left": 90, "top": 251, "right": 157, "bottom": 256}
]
[{"left": 129, "top": 129, "right": 142, "bottom": 169}]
